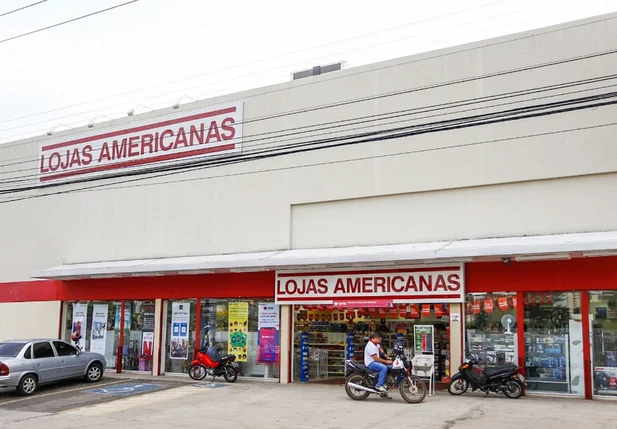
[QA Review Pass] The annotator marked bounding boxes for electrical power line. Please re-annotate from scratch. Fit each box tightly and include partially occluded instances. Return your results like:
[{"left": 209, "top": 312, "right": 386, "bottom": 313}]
[
  {"left": 1, "top": 40, "right": 616, "bottom": 162},
  {"left": 1, "top": 90, "right": 615, "bottom": 201},
  {"left": 2, "top": 118, "right": 615, "bottom": 204},
  {"left": 0, "top": 0, "right": 48, "bottom": 18},
  {"left": 1, "top": 74, "right": 615, "bottom": 183},
  {"left": 0, "top": 0, "right": 513, "bottom": 127},
  {"left": 0, "top": 0, "right": 140, "bottom": 45}
]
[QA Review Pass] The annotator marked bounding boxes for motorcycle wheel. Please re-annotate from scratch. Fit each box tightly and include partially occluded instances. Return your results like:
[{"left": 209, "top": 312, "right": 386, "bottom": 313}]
[
  {"left": 223, "top": 365, "right": 238, "bottom": 383},
  {"left": 399, "top": 376, "right": 427, "bottom": 404},
  {"left": 345, "top": 375, "right": 370, "bottom": 401},
  {"left": 448, "top": 378, "right": 469, "bottom": 395},
  {"left": 502, "top": 379, "right": 523, "bottom": 399},
  {"left": 188, "top": 364, "right": 207, "bottom": 380}
]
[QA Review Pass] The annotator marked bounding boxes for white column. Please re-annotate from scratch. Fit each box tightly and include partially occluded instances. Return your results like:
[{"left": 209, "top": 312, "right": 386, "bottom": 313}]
[
  {"left": 279, "top": 305, "right": 292, "bottom": 384},
  {"left": 153, "top": 299, "right": 163, "bottom": 376},
  {"left": 449, "top": 303, "right": 463, "bottom": 378}
]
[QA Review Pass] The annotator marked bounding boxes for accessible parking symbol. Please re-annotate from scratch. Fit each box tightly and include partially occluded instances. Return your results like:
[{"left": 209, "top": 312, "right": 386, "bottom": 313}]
[{"left": 87, "top": 383, "right": 164, "bottom": 396}]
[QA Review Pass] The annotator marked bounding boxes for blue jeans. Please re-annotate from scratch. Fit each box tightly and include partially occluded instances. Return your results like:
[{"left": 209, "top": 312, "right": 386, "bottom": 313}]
[{"left": 367, "top": 361, "right": 388, "bottom": 387}]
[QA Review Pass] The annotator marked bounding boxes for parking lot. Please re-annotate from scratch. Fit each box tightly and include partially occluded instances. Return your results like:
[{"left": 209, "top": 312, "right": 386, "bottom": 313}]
[{"left": 0, "top": 376, "right": 190, "bottom": 414}]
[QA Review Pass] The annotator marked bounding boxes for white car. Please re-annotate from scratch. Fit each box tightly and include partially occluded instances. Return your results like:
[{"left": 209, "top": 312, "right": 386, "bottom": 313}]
[{"left": 0, "top": 339, "right": 106, "bottom": 396}]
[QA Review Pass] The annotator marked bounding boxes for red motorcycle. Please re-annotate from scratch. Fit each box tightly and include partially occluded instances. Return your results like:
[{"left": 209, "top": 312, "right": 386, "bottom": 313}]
[{"left": 188, "top": 345, "right": 240, "bottom": 382}]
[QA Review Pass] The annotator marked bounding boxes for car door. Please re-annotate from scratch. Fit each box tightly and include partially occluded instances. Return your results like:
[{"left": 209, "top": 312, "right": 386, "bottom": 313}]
[
  {"left": 53, "top": 341, "right": 83, "bottom": 379},
  {"left": 32, "top": 341, "right": 60, "bottom": 383}
]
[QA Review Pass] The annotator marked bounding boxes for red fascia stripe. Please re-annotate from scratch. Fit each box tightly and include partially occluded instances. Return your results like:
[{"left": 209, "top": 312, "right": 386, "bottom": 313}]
[
  {"left": 40, "top": 143, "right": 235, "bottom": 182},
  {"left": 276, "top": 266, "right": 462, "bottom": 278},
  {"left": 276, "top": 294, "right": 461, "bottom": 302},
  {"left": 41, "top": 107, "right": 237, "bottom": 152}
]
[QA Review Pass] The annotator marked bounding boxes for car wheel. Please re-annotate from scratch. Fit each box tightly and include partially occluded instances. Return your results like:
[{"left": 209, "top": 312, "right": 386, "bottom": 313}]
[
  {"left": 85, "top": 363, "right": 103, "bottom": 383},
  {"left": 17, "top": 374, "right": 38, "bottom": 396}
]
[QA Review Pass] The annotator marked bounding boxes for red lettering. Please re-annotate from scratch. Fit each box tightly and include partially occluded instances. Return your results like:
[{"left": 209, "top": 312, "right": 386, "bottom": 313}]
[
  {"left": 60, "top": 150, "right": 70, "bottom": 170},
  {"left": 206, "top": 121, "right": 221, "bottom": 143},
  {"left": 69, "top": 148, "right": 81, "bottom": 168},
  {"left": 128, "top": 136, "right": 140, "bottom": 157},
  {"left": 317, "top": 278, "right": 328, "bottom": 294},
  {"left": 362, "top": 277, "right": 374, "bottom": 293},
  {"left": 434, "top": 275, "right": 447, "bottom": 292},
  {"left": 448, "top": 274, "right": 461, "bottom": 291},
  {"left": 276, "top": 280, "right": 285, "bottom": 295},
  {"left": 40, "top": 155, "right": 49, "bottom": 173},
  {"left": 49, "top": 152, "right": 61, "bottom": 172},
  {"left": 347, "top": 278, "right": 361, "bottom": 294},
  {"left": 284, "top": 280, "right": 298, "bottom": 295},
  {"left": 190, "top": 124, "right": 204, "bottom": 145},
  {"left": 112, "top": 139, "right": 127, "bottom": 160},
  {"left": 306, "top": 279, "right": 318, "bottom": 295},
  {"left": 98, "top": 142, "right": 111, "bottom": 162},
  {"left": 174, "top": 127, "right": 188, "bottom": 149},
  {"left": 374, "top": 277, "right": 386, "bottom": 293},
  {"left": 141, "top": 134, "right": 154, "bottom": 155},
  {"left": 160, "top": 130, "right": 174, "bottom": 151},
  {"left": 391, "top": 276, "right": 405, "bottom": 293},
  {"left": 154, "top": 132, "right": 160, "bottom": 152},
  {"left": 419, "top": 275, "right": 433, "bottom": 291},
  {"left": 405, "top": 276, "right": 418, "bottom": 292},
  {"left": 334, "top": 278, "right": 345, "bottom": 294},
  {"left": 221, "top": 117, "right": 235, "bottom": 141},
  {"left": 82, "top": 145, "right": 93, "bottom": 166}
]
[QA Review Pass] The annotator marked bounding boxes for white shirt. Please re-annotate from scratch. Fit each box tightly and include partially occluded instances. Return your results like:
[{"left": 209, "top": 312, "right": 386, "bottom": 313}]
[{"left": 364, "top": 341, "right": 381, "bottom": 366}]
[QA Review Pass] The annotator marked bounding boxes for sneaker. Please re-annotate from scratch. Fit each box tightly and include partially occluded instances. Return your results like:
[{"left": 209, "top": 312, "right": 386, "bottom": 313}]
[{"left": 376, "top": 386, "right": 387, "bottom": 393}]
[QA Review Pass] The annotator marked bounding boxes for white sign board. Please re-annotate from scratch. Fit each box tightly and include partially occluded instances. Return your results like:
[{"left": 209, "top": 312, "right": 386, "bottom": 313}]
[
  {"left": 90, "top": 304, "right": 108, "bottom": 355},
  {"left": 38, "top": 101, "right": 243, "bottom": 183},
  {"left": 411, "top": 355, "right": 435, "bottom": 377},
  {"left": 258, "top": 303, "right": 280, "bottom": 330},
  {"left": 275, "top": 265, "right": 464, "bottom": 304}
]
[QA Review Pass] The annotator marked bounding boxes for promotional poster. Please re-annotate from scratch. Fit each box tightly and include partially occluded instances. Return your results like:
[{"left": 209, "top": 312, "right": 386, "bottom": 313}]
[
  {"left": 170, "top": 302, "right": 190, "bottom": 360},
  {"left": 228, "top": 302, "right": 248, "bottom": 362},
  {"left": 414, "top": 325, "right": 434, "bottom": 353},
  {"left": 142, "top": 331, "right": 154, "bottom": 356},
  {"left": 90, "top": 304, "right": 108, "bottom": 355},
  {"left": 71, "top": 303, "right": 88, "bottom": 351},
  {"left": 257, "top": 303, "right": 280, "bottom": 364}
]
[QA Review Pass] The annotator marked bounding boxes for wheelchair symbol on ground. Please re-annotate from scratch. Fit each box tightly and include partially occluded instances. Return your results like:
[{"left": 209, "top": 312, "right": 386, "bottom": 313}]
[
  {"left": 193, "top": 383, "right": 227, "bottom": 389},
  {"left": 87, "top": 383, "right": 165, "bottom": 396}
]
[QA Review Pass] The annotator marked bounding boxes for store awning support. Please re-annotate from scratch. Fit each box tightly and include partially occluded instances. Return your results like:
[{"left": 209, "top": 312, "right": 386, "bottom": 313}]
[{"left": 34, "top": 230, "right": 617, "bottom": 280}]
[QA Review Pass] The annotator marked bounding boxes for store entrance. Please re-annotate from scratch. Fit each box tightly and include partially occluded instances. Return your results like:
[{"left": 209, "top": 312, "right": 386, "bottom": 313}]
[{"left": 293, "top": 303, "right": 451, "bottom": 383}]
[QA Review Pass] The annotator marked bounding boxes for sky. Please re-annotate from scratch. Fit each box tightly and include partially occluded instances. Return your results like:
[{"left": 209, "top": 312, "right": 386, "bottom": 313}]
[{"left": 0, "top": 0, "right": 615, "bottom": 145}]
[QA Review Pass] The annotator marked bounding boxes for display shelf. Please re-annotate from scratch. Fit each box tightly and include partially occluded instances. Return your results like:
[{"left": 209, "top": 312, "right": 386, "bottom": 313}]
[{"left": 524, "top": 333, "right": 570, "bottom": 390}]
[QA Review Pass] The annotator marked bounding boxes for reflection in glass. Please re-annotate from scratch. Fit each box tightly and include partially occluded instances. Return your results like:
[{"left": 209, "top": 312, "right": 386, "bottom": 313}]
[{"left": 589, "top": 291, "right": 617, "bottom": 396}]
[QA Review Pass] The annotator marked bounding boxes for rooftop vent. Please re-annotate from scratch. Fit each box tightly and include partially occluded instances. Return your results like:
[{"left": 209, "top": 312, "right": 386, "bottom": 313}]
[{"left": 291, "top": 61, "right": 347, "bottom": 80}]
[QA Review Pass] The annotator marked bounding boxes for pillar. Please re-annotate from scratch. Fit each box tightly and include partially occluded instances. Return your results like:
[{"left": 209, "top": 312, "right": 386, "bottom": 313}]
[
  {"left": 153, "top": 299, "right": 163, "bottom": 376},
  {"left": 279, "top": 305, "right": 292, "bottom": 384},
  {"left": 449, "top": 303, "right": 463, "bottom": 378}
]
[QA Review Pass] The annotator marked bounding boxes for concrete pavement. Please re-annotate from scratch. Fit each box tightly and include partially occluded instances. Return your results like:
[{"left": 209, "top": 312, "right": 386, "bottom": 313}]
[{"left": 1, "top": 379, "right": 617, "bottom": 429}]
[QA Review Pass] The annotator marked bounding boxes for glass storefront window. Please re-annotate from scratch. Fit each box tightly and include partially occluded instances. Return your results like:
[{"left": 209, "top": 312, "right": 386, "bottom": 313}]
[
  {"left": 523, "top": 292, "right": 584, "bottom": 395},
  {"left": 122, "top": 300, "right": 155, "bottom": 372},
  {"left": 164, "top": 299, "right": 279, "bottom": 378},
  {"left": 465, "top": 293, "right": 518, "bottom": 366},
  {"left": 65, "top": 301, "right": 120, "bottom": 370},
  {"left": 293, "top": 304, "right": 450, "bottom": 382},
  {"left": 589, "top": 291, "right": 617, "bottom": 397}
]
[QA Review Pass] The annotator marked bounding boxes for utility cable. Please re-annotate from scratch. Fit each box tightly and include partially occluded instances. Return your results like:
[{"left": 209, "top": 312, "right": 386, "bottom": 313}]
[
  {"left": 2, "top": 42, "right": 617, "bottom": 161},
  {"left": 0, "top": 0, "right": 140, "bottom": 44},
  {"left": 1, "top": 118, "right": 615, "bottom": 204},
  {"left": 1, "top": 75, "right": 615, "bottom": 183},
  {"left": 1, "top": 90, "right": 615, "bottom": 198},
  {"left": 0, "top": 0, "right": 48, "bottom": 18},
  {"left": 0, "top": 0, "right": 512, "bottom": 126}
]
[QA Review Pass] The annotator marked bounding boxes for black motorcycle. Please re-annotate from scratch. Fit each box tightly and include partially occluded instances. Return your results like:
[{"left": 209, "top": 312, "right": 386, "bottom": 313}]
[
  {"left": 344, "top": 342, "right": 427, "bottom": 404},
  {"left": 448, "top": 354, "right": 525, "bottom": 399}
]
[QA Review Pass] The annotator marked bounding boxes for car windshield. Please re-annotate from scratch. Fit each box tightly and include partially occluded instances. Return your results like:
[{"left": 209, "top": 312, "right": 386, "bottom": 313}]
[{"left": 0, "top": 342, "right": 26, "bottom": 357}]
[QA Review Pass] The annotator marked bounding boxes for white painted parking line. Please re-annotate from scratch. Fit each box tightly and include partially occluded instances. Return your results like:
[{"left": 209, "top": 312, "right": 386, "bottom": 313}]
[
  {"left": 62, "top": 385, "right": 209, "bottom": 416},
  {"left": 0, "top": 379, "right": 128, "bottom": 406}
]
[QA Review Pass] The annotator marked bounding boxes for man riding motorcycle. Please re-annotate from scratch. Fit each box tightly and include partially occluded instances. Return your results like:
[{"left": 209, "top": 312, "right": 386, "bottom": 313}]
[{"left": 364, "top": 332, "right": 392, "bottom": 393}]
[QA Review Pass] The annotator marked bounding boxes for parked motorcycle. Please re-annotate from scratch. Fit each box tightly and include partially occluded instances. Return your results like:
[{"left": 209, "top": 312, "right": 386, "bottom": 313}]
[
  {"left": 448, "top": 354, "right": 525, "bottom": 399},
  {"left": 344, "top": 342, "right": 427, "bottom": 404},
  {"left": 188, "top": 345, "right": 240, "bottom": 383}
]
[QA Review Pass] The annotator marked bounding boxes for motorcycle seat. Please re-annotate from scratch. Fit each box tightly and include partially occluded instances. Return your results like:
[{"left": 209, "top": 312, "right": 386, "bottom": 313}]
[
  {"left": 349, "top": 362, "right": 380, "bottom": 374},
  {"left": 483, "top": 363, "right": 517, "bottom": 377},
  {"left": 212, "top": 354, "right": 234, "bottom": 362}
]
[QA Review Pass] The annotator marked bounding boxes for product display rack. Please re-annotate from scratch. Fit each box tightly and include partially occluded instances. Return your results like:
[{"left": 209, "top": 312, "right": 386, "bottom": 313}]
[
  {"left": 525, "top": 333, "right": 570, "bottom": 393},
  {"left": 467, "top": 330, "right": 518, "bottom": 365}
]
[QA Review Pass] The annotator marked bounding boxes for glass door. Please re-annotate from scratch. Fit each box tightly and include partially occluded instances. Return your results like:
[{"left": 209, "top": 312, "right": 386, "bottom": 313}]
[
  {"left": 589, "top": 291, "right": 617, "bottom": 397},
  {"left": 122, "top": 300, "right": 156, "bottom": 373},
  {"left": 523, "top": 292, "right": 584, "bottom": 395}
]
